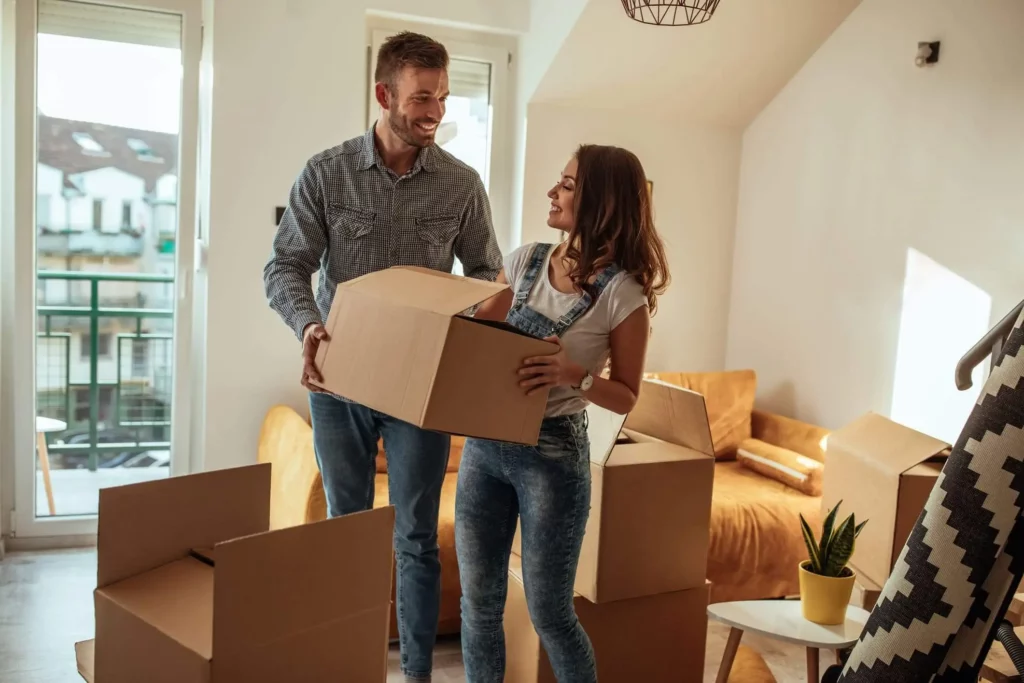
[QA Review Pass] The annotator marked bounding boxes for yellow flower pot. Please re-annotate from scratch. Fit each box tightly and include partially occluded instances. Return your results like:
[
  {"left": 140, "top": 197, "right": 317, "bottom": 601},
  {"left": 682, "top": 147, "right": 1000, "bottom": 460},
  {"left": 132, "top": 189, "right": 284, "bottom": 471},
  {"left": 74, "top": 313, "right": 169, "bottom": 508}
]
[{"left": 798, "top": 560, "right": 856, "bottom": 625}]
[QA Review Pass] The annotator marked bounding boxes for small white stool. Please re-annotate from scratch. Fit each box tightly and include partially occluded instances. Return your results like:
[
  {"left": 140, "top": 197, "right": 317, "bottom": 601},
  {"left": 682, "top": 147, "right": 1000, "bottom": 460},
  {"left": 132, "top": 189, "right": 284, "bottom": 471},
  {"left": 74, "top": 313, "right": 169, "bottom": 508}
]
[
  {"left": 36, "top": 416, "right": 67, "bottom": 516},
  {"left": 708, "top": 600, "right": 870, "bottom": 682}
]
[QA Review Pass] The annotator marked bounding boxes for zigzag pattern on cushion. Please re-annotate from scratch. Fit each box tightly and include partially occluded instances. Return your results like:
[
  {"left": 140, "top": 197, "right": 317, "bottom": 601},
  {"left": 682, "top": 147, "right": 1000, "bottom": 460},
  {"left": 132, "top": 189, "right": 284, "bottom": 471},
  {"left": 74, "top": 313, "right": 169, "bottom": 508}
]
[{"left": 839, "top": 308, "right": 1024, "bottom": 682}]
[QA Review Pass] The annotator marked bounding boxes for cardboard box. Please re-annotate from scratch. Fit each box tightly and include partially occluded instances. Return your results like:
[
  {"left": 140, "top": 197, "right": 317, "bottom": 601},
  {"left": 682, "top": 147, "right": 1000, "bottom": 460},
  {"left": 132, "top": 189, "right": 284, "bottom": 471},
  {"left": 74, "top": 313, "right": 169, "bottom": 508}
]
[
  {"left": 822, "top": 412, "right": 948, "bottom": 588},
  {"left": 503, "top": 554, "right": 708, "bottom": 683},
  {"left": 75, "top": 463, "right": 395, "bottom": 683},
  {"left": 849, "top": 570, "right": 883, "bottom": 611},
  {"left": 312, "top": 266, "right": 558, "bottom": 445},
  {"left": 514, "top": 379, "right": 716, "bottom": 603}
]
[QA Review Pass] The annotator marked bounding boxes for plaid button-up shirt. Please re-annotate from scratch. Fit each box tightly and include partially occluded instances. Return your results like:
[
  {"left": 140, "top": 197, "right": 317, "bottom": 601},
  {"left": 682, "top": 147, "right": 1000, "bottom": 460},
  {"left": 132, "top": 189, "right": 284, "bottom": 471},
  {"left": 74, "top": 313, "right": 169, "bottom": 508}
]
[{"left": 264, "top": 126, "right": 504, "bottom": 340}]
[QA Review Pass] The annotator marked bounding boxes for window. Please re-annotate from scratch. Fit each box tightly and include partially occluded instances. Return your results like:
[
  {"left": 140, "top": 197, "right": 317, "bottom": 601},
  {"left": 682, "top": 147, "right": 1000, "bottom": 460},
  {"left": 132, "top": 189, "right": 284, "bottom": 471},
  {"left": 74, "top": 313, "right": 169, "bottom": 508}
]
[
  {"left": 81, "top": 332, "right": 112, "bottom": 359},
  {"left": 442, "top": 58, "right": 493, "bottom": 186},
  {"left": 122, "top": 200, "right": 132, "bottom": 228},
  {"left": 92, "top": 198, "right": 103, "bottom": 230},
  {"left": 72, "top": 131, "right": 108, "bottom": 156},
  {"left": 127, "top": 137, "right": 163, "bottom": 163},
  {"left": 132, "top": 339, "right": 148, "bottom": 376}
]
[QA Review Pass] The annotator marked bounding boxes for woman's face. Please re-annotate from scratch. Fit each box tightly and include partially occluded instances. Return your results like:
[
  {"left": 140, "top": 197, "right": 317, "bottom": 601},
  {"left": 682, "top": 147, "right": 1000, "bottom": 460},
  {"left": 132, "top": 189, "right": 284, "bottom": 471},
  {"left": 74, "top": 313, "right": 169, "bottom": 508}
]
[{"left": 546, "top": 157, "right": 577, "bottom": 232}]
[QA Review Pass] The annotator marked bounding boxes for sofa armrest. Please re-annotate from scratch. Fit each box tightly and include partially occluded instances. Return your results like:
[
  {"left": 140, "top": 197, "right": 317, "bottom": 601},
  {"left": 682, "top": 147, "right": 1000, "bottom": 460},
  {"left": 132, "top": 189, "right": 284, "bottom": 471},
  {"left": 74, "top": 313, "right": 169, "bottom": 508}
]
[
  {"left": 257, "top": 404, "right": 324, "bottom": 529},
  {"left": 751, "top": 410, "right": 830, "bottom": 463}
]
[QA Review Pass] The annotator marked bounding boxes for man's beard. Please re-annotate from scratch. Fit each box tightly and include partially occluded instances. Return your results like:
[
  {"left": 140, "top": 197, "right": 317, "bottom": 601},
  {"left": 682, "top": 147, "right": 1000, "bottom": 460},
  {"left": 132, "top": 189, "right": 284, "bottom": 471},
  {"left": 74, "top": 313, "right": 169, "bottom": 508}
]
[{"left": 388, "top": 110, "right": 438, "bottom": 149}]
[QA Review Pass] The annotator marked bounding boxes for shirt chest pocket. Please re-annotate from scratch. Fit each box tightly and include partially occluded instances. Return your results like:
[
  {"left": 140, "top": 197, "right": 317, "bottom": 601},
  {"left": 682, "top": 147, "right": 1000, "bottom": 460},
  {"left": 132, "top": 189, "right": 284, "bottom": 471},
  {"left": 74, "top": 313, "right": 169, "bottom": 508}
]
[
  {"left": 414, "top": 214, "right": 460, "bottom": 248},
  {"left": 328, "top": 204, "right": 376, "bottom": 240}
]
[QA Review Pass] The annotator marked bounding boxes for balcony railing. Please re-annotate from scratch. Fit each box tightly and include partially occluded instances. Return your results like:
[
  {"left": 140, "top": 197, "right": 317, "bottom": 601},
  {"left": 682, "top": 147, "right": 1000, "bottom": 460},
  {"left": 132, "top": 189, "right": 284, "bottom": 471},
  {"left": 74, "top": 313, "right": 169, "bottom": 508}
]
[{"left": 36, "top": 271, "right": 174, "bottom": 471}]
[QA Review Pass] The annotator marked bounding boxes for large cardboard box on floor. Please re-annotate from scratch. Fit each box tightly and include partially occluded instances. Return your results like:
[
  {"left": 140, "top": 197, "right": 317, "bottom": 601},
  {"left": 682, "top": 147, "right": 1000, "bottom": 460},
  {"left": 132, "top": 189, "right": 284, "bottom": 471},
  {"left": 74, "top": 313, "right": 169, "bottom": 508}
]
[
  {"left": 822, "top": 412, "right": 949, "bottom": 587},
  {"left": 513, "top": 378, "right": 716, "bottom": 603},
  {"left": 74, "top": 463, "right": 395, "bottom": 683},
  {"left": 503, "top": 554, "right": 709, "bottom": 683},
  {"left": 311, "top": 266, "right": 558, "bottom": 445}
]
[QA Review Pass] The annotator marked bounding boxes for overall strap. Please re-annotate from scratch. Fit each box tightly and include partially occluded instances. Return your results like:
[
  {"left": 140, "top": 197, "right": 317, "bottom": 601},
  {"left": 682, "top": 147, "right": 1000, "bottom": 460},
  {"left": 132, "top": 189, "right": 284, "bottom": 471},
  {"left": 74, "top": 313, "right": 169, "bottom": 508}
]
[
  {"left": 552, "top": 263, "right": 623, "bottom": 335},
  {"left": 512, "top": 243, "right": 553, "bottom": 307}
]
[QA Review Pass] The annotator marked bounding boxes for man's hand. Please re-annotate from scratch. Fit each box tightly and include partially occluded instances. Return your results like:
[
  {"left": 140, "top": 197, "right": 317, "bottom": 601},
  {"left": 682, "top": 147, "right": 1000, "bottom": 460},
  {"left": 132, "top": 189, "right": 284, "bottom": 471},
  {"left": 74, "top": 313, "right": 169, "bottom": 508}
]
[{"left": 301, "top": 323, "right": 330, "bottom": 392}]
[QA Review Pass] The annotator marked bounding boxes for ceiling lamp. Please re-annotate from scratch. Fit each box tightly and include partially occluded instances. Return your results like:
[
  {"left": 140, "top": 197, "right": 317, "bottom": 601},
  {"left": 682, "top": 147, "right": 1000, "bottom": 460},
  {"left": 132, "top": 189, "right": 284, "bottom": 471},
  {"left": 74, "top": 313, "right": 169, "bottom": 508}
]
[{"left": 621, "top": 0, "right": 722, "bottom": 26}]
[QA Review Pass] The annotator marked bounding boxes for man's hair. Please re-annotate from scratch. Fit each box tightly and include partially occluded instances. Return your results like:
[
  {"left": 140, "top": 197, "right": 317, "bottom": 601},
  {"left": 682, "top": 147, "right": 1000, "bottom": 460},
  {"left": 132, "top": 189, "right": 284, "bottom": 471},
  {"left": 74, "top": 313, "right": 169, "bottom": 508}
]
[{"left": 374, "top": 31, "right": 449, "bottom": 92}]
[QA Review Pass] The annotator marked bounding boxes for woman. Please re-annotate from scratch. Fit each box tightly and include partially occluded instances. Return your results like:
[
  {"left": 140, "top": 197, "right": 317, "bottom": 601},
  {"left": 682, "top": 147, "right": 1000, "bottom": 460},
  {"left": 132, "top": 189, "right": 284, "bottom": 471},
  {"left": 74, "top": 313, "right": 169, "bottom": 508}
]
[{"left": 455, "top": 144, "right": 671, "bottom": 682}]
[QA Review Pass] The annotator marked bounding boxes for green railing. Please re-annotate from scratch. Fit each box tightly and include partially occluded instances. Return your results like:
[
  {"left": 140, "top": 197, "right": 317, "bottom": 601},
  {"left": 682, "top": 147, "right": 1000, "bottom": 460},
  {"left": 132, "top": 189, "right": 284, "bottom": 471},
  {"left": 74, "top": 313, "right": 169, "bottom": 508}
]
[{"left": 36, "top": 271, "right": 175, "bottom": 471}]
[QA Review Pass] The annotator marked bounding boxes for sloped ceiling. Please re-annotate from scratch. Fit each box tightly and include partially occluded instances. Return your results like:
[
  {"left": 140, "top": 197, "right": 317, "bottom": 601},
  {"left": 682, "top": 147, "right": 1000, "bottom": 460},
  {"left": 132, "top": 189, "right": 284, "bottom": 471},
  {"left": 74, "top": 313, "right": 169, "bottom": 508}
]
[{"left": 532, "top": 0, "right": 862, "bottom": 128}]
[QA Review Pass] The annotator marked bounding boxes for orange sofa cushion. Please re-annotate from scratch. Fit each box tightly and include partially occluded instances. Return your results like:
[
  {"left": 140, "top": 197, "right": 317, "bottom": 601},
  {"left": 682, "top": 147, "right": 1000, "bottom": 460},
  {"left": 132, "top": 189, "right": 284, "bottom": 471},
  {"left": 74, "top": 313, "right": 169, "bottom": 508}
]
[
  {"left": 646, "top": 370, "right": 757, "bottom": 459},
  {"left": 709, "top": 462, "right": 822, "bottom": 603}
]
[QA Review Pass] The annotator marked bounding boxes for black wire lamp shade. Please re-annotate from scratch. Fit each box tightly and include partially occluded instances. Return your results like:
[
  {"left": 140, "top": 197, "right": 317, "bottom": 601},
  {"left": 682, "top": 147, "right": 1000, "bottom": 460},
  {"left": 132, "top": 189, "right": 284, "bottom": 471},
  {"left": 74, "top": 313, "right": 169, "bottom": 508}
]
[{"left": 621, "top": 0, "right": 722, "bottom": 26}]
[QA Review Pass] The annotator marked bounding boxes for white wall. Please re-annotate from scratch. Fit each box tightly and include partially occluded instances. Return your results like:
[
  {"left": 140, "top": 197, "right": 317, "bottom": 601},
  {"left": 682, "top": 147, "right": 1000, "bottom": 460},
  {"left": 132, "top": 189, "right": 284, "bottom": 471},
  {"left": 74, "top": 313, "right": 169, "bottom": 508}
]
[
  {"left": 0, "top": 0, "right": 13, "bottom": 548},
  {"left": 726, "top": 0, "right": 1024, "bottom": 430},
  {"left": 200, "top": 0, "right": 528, "bottom": 472},
  {"left": 522, "top": 103, "right": 741, "bottom": 372},
  {"left": 508, "top": 0, "right": 589, "bottom": 250}
]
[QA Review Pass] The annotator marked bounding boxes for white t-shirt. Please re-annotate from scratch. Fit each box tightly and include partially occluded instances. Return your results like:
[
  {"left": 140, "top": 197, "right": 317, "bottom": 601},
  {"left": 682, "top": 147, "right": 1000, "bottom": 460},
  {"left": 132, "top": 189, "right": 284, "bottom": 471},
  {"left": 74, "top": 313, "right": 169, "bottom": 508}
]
[{"left": 504, "top": 242, "right": 648, "bottom": 417}]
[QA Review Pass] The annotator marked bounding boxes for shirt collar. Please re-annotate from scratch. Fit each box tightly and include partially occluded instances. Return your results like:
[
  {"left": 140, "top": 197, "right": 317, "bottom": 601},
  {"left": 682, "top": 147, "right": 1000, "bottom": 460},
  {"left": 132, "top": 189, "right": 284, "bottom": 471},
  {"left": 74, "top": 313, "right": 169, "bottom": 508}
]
[{"left": 358, "top": 125, "right": 437, "bottom": 174}]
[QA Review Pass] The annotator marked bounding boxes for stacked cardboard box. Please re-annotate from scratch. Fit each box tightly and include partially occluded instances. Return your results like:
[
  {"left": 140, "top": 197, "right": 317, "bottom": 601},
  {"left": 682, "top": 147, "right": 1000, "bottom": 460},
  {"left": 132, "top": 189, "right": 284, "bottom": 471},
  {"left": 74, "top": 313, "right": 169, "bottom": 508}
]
[
  {"left": 504, "top": 380, "right": 716, "bottom": 682},
  {"left": 74, "top": 463, "right": 396, "bottom": 683},
  {"left": 822, "top": 412, "right": 950, "bottom": 588}
]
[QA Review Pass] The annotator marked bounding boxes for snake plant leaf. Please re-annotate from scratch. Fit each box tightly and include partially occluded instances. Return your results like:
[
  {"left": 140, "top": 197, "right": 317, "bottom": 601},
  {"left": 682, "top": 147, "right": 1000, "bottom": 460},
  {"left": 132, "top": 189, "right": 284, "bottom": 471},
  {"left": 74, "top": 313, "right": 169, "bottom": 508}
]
[
  {"left": 819, "top": 501, "right": 842, "bottom": 572},
  {"left": 800, "top": 513, "right": 822, "bottom": 574},
  {"left": 855, "top": 519, "right": 868, "bottom": 538},
  {"left": 824, "top": 515, "right": 857, "bottom": 577}
]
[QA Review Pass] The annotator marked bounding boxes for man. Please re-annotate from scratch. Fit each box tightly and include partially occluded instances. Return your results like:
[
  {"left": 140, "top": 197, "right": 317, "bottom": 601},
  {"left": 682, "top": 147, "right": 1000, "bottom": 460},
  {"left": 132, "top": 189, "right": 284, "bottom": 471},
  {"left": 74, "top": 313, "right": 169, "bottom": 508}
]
[{"left": 263, "top": 32, "right": 502, "bottom": 682}]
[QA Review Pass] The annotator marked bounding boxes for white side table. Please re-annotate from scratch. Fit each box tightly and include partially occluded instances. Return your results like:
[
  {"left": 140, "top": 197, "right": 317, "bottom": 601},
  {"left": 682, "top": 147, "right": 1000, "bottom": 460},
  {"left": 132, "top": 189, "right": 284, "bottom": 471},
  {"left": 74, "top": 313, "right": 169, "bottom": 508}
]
[
  {"left": 36, "top": 416, "right": 67, "bottom": 516},
  {"left": 708, "top": 600, "right": 870, "bottom": 682}
]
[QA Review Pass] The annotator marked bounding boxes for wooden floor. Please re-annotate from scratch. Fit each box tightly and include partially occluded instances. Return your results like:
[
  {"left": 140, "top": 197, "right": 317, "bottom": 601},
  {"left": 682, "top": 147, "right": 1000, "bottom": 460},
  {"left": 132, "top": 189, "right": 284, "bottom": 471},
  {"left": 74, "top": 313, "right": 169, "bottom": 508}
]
[{"left": 0, "top": 549, "right": 810, "bottom": 682}]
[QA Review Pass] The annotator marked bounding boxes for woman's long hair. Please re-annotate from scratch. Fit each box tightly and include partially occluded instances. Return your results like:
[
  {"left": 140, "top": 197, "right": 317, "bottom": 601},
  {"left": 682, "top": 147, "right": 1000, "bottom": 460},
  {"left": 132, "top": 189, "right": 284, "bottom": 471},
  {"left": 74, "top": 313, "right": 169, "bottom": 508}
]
[{"left": 563, "top": 144, "right": 670, "bottom": 315}]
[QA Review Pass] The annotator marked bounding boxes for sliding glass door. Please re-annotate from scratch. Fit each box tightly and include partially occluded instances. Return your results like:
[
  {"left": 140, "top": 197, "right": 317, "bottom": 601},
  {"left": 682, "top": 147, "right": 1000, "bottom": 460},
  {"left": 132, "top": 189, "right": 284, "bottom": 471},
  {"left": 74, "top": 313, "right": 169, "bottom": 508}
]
[{"left": 6, "top": 0, "right": 201, "bottom": 538}]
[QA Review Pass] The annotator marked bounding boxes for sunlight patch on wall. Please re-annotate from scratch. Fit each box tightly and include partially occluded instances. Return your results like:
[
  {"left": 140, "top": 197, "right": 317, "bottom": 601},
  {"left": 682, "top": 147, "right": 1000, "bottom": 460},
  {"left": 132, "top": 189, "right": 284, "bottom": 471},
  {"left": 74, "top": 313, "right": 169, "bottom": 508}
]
[{"left": 890, "top": 248, "right": 992, "bottom": 444}]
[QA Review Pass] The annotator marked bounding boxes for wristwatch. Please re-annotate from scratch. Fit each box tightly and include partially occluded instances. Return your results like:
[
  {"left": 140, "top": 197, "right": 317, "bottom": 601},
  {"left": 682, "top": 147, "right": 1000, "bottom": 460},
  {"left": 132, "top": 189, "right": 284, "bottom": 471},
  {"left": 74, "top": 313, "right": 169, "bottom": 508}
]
[{"left": 574, "top": 370, "right": 594, "bottom": 393}]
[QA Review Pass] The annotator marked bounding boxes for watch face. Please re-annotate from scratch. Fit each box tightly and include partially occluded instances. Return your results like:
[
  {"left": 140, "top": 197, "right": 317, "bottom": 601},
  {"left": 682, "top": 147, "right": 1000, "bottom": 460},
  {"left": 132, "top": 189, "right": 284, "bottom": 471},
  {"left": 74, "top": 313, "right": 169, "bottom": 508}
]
[{"left": 580, "top": 374, "right": 594, "bottom": 391}]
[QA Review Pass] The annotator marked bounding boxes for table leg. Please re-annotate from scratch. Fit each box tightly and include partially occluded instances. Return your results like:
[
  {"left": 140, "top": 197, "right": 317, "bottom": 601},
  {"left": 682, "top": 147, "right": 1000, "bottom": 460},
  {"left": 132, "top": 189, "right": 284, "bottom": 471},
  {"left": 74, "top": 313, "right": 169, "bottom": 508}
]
[
  {"left": 806, "top": 647, "right": 820, "bottom": 682},
  {"left": 716, "top": 627, "right": 744, "bottom": 683},
  {"left": 36, "top": 432, "right": 56, "bottom": 516}
]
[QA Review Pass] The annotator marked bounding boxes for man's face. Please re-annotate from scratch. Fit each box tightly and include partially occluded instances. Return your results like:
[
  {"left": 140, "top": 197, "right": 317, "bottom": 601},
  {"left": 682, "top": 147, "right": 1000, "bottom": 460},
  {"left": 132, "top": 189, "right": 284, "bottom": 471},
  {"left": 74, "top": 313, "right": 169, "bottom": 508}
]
[{"left": 382, "top": 67, "right": 449, "bottom": 148}]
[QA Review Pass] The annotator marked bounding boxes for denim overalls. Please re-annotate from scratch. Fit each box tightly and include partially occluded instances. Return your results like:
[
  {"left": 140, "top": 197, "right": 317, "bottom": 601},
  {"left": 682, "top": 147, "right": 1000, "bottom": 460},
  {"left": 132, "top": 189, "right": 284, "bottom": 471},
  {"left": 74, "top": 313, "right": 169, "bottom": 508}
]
[
  {"left": 455, "top": 243, "right": 620, "bottom": 683},
  {"left": 506, "top": 242, "right": 621, "bottom": 340}
]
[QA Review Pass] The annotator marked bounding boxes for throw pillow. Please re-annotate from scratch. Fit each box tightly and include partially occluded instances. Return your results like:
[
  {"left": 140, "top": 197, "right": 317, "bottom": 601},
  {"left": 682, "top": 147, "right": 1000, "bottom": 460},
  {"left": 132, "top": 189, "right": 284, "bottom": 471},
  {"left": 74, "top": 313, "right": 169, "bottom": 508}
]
[{"left": 737, "top": 437, "right": 824, "bottom": 496}]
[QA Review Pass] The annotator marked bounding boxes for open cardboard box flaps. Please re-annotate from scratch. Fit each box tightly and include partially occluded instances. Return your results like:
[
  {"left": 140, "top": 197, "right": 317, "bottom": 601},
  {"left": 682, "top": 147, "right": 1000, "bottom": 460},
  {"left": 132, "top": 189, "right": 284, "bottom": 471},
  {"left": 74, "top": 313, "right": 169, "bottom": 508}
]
[
  {"left": 76, "top": 463, "right": 396, "bottom": 683},
  {"left": 311, "top": 266, "right": 558, "bottom": 446},
  {"left": 822, "top": 412, "right": 950, "bottom": 587},
  {"left": 514, "top": 379, "right": 716, "bottom": 604}
]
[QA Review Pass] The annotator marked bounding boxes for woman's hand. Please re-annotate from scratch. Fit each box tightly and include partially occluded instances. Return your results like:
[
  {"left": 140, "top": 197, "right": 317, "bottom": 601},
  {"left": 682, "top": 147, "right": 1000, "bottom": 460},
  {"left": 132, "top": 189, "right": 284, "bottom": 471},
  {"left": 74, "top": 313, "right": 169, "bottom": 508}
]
[{"left": 519, "top": 336, "right": 586, "bottom": 396}]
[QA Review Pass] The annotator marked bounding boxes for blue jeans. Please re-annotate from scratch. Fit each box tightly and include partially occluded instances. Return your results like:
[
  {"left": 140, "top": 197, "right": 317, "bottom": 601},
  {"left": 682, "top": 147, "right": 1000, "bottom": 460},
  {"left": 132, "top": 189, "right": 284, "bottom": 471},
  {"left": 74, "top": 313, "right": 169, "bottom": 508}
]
[
  {"left": 309, "top": 392, "right": 450, "bottom": 680},
  {"left": 455, "top": 413, "right": 596, "bottom": 683}
]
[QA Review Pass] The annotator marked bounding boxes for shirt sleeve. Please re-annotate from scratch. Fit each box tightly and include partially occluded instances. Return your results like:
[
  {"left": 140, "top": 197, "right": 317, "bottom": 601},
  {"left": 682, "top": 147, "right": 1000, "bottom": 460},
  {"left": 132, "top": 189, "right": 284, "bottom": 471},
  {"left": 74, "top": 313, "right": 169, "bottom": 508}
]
[
  {"left": 454, "top": 173, "right": 503, "bottom": 282},
  {"left": 503, "top": 243, "right": 535, "bottom": 294},
  {"left": 263, "top": 159, "right": 327, "bottom": 341},
  {"left": 607, "top": 275, "right": 649, "bottom": 330}
]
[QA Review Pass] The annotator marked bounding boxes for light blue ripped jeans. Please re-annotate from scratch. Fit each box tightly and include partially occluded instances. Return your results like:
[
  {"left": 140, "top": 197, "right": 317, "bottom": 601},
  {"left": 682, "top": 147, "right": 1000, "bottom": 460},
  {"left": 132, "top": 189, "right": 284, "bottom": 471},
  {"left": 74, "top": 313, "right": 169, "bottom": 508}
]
[{"left": 455, "top": 412, "right": 597, "bottom": 683}]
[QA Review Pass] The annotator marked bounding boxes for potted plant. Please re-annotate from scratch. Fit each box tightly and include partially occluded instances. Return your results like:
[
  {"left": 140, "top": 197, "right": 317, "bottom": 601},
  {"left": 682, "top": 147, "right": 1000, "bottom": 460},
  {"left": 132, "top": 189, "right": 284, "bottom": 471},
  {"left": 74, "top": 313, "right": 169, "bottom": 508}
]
[{"left": 799, "top": 501, "right": 867, "bottom": 625}]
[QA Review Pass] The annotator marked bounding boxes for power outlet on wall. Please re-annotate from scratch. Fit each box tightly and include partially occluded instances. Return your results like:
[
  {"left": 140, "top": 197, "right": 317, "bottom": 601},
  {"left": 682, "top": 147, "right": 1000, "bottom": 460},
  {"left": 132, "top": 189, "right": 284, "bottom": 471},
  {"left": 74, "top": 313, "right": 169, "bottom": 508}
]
[{"left": 916, "top": 41, "right": 940, "bottom": 67}]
